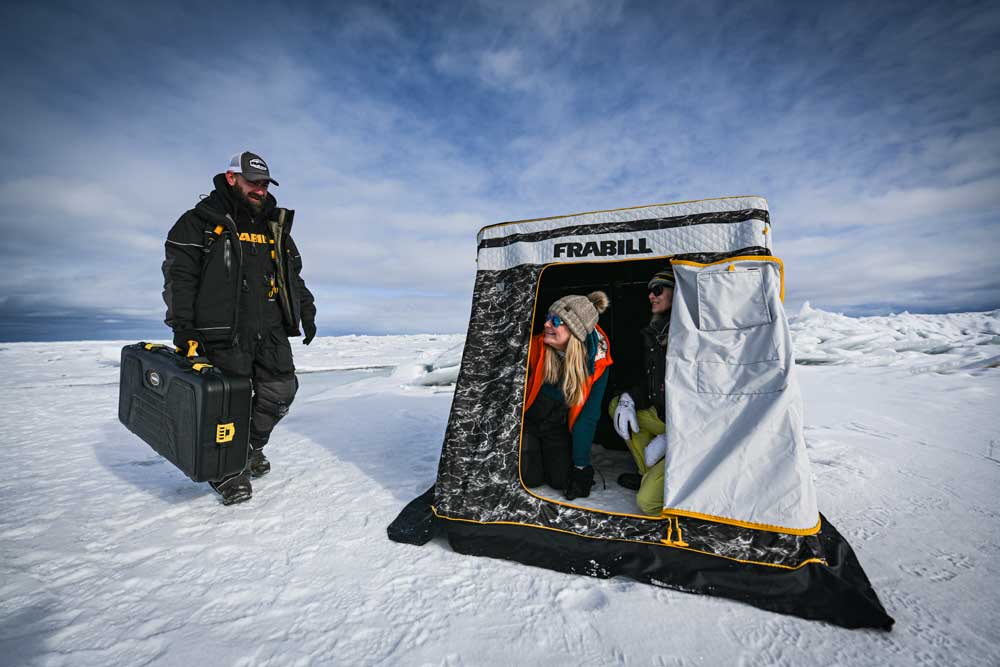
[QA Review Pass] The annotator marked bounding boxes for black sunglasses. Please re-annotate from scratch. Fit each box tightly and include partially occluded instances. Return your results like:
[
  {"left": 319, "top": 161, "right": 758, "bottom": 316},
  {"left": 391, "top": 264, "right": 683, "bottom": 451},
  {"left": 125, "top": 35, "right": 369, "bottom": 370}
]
[{"left": 649, "top": 284, "right": 672, "bottom": 296}]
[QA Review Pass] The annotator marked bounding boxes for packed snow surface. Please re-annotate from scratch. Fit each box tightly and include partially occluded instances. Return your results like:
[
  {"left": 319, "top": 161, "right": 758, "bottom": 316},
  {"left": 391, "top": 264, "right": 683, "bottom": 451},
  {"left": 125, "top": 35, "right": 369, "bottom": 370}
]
[{"left": 2, "top": 308, "right": 998, "bottom": 666}]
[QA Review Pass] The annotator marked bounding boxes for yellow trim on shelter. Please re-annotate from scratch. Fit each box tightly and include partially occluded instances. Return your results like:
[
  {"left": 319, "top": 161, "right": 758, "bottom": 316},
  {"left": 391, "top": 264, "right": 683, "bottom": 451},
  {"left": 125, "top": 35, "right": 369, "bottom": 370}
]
[
  {"left": 662, "top": 508, "right": 822, "bottom": 536},
  {"left": 431, "top": 508, "right": 827, "bottom": 571}
]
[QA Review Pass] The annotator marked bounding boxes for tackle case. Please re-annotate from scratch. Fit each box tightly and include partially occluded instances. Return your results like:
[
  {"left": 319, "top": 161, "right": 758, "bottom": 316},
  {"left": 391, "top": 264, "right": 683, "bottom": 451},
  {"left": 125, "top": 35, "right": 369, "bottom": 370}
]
[{"left": 118, "top": 342, "right": 252, "bottom": 482}]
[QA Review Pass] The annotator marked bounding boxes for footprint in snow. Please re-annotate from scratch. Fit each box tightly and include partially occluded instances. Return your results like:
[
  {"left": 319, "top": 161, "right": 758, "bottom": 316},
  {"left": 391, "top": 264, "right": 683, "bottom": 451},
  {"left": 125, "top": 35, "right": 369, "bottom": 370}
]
[
  {"left": 556, "top": 586, "right": 607, "bottom": 611},
  {"left": 898, "top": 560, "right": 958, "bottom": 582}
]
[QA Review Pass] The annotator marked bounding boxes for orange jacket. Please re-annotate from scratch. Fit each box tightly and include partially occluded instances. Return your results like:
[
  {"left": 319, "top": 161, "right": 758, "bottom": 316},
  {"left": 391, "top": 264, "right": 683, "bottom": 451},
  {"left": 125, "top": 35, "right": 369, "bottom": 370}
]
[{"left": 524, "top": 325, "right": 613, "bottom": 430}]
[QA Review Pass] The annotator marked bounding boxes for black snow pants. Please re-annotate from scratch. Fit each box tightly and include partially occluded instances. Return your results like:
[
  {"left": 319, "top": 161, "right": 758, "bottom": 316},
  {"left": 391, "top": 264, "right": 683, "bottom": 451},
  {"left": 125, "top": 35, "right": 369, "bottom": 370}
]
[
  {"left": 521, "top": 393, "right": 571, "bottom": 491},
  {"left": 207, "top": 326, "right": 298, "bottom": 451}
]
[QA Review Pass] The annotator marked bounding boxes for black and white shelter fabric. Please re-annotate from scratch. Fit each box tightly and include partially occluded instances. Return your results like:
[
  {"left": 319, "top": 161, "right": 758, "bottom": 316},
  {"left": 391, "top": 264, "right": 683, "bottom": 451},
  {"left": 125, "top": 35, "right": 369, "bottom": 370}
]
[{"left": 389, "top": 196, "right": 893, "bottom": 630}]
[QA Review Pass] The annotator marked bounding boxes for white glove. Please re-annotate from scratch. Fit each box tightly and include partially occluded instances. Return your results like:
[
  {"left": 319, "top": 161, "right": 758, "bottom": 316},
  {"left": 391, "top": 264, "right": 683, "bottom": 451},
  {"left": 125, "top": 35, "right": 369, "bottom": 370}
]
[
  {"left": 644, "top": 433, "right": 667, "bottom": 467},
  {"left": 613, "top": 392, "right": 639, "bottom": 440}
]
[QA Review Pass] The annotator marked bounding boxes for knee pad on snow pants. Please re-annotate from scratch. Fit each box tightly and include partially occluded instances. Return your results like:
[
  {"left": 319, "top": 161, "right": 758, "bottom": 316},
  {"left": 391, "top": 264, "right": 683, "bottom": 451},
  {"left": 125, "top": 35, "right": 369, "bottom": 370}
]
[{"left": 249, "top": 376, "right": 298, "bottom": 448}]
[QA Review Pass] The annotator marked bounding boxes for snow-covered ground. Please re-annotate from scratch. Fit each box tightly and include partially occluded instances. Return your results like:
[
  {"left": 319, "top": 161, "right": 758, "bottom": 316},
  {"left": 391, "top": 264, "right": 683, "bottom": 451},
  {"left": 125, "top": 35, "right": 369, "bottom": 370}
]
[{"left": 2, "top": 308, "right": 998, "bottom": 666}]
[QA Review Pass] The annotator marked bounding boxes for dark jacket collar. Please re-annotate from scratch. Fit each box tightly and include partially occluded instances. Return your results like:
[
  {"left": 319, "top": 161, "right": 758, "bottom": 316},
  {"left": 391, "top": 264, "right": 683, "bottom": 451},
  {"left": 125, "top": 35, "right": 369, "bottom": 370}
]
[
  {"left": 643, "top": 314, "right": 671, "bottom": 347},
  {"left": 194, "top": 173, "right": 278, "bottom": 223}
]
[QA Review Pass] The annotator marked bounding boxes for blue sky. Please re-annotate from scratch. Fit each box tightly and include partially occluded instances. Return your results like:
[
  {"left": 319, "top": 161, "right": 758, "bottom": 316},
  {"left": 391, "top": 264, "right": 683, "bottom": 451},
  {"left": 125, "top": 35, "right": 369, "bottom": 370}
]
[{"left": 2, "top": 0, "right": 998, "bottom": 341}]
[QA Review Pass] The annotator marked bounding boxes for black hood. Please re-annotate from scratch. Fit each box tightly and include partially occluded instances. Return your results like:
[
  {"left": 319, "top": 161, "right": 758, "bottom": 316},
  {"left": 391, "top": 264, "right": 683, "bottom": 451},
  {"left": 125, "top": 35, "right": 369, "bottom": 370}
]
[{"left": 193, "top": 173, "right": 278, "bottom": 222}]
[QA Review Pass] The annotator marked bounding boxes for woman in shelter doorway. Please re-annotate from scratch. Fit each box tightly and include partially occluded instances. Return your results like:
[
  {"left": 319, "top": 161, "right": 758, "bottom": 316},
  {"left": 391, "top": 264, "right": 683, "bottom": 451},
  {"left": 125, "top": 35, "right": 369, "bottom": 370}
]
[{"left": 521, "top": 291, "right": 612, "bottom": 500}]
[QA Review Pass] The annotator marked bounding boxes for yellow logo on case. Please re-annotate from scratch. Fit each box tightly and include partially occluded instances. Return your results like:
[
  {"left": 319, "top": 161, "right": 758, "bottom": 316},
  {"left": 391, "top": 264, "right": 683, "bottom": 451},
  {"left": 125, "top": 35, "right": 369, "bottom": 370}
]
[{"left": 216, "top": 423, "right": 236, "bottom": 443}]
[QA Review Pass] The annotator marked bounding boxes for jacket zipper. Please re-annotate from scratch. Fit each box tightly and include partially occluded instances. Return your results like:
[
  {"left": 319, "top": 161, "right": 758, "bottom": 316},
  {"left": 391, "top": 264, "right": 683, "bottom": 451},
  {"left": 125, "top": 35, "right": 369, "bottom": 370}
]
[
  {"left": 224, "top": 214, "right": 243, "bottom": 346},
  {"left": 268, "top": 210, "right": 295, "bottom": 327}
]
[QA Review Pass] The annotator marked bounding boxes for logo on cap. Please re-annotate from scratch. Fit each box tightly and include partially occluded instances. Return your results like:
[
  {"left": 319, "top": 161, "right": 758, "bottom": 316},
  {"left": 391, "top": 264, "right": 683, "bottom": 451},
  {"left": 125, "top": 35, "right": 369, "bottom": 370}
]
[{"left": 248, "top": 158, "right": 268, "bottom": 171}]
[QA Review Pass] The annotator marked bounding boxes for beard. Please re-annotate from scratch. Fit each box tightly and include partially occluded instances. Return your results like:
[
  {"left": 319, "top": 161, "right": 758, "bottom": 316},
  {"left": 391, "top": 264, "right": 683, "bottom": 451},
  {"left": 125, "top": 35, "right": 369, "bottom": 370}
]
[{"left": 233, "top": 183, "right": 266, "bottom": 212}]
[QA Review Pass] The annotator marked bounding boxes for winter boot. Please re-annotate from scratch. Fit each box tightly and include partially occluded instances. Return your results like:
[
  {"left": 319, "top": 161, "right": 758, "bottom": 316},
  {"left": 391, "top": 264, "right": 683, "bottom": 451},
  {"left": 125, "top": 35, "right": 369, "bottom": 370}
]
[
  {"left": 617, "top": 472, "right": 642, "bottom": 491},
  {"left": 564, "top": 465, "right": 595, "bottom": 501},
  {"left": 209, "top": 471, "right": 252, "bottom": 505},
  {"left": 248, "top": 448, "right": 270, "bottom": 478}
]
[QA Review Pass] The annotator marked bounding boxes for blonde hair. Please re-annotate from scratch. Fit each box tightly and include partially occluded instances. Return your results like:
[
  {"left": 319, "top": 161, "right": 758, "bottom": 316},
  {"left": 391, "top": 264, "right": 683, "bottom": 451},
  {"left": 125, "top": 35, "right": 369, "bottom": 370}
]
[{"left": 542, "top": 335, "right": 590, "bottom": 407}]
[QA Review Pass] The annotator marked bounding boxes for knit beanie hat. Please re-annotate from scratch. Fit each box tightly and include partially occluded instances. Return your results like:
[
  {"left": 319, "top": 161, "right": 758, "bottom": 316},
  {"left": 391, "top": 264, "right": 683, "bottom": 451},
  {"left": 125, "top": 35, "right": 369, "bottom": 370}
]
[
  {"left": 548, "top": 291, "right": 610, "bottom": 342},
  {"left": 647, "top": 266, "right": 676, "bottom": 290}
]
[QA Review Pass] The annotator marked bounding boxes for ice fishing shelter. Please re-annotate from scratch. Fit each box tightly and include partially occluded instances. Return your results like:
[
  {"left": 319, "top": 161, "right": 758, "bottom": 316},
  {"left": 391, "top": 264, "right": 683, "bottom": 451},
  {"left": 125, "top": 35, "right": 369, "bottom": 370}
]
[{"left": 389, "top": 196, "right": 893, "bottom": 629}]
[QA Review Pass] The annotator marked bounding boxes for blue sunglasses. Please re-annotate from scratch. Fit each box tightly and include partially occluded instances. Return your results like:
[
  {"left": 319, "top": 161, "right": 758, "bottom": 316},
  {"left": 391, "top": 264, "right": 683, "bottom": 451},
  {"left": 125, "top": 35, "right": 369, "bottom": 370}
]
[{"left": 545, "top": 313, "right": 564, "bottom": 328}]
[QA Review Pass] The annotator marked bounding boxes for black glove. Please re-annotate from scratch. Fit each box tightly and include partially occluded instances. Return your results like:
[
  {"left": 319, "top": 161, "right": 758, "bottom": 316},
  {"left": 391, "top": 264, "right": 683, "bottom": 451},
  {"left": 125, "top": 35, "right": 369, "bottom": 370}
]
[
  {"left": 172, "top": 330, "right": 206, "bottom": 357},
  {"left": 564, "top": 465, "right": 595, "bottom": 501},
  {"left": 302, "top": 320, "right": 316, "bottom": 345}
]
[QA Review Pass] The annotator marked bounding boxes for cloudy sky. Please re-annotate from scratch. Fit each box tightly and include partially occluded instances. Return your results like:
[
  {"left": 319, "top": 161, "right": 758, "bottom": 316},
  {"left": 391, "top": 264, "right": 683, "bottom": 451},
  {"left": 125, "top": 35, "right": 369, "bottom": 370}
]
[{"left": 2, "top": 0, "right": 998, "bottom": 341}]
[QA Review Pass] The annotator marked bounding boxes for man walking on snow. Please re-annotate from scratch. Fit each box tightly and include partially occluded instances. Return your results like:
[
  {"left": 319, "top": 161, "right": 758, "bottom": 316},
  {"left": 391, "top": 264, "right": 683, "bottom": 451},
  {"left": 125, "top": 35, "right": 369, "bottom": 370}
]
[{"left": 162, "top": 151, "right": 317, "bottom": 505}]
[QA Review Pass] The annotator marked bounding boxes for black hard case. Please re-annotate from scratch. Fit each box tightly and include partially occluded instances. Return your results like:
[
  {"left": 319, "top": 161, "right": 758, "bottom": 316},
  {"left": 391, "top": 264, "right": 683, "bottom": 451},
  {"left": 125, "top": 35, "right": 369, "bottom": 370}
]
[{"left": 118, "top": 343, "right": 252, "bottom": 482}]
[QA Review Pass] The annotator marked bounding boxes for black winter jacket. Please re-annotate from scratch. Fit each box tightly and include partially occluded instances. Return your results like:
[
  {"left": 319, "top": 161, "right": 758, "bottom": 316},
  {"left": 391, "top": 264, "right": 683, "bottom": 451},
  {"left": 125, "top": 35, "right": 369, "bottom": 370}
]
[
  {"left": 162, "top": 174, "right": 316, "bottom": 347},
  {"left": 629, "top": 317, "right": 670, "bottom": 421}
]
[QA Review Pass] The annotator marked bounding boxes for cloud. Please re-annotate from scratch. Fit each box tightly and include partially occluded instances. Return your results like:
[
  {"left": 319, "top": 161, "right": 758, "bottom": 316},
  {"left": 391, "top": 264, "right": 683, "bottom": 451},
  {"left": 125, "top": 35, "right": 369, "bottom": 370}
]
[
  {"left": 1, "top": 0, "right": 998, "bottom": 341},
  {"left": 478, "top": 48, "right": 531, "bottom": 90}
]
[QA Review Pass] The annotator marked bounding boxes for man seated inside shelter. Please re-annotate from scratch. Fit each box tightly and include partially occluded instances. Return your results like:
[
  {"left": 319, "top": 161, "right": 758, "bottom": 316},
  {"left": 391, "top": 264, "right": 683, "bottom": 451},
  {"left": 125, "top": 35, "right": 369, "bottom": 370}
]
[{"left": 608, "top": 266, "right": 673, "bottom": 516}]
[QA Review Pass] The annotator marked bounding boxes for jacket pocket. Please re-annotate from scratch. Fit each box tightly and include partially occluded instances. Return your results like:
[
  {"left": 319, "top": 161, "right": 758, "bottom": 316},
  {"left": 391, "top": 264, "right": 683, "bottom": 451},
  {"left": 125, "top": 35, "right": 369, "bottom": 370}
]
[
  {"left": 697, "top": 269, "right": 771, "bottom": 331},
  {"left": 266, "top": 329, "right": 296, "bottom": 375},
  {"left": 194, "top": 238, "right": 236, "bottom": 331}
]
